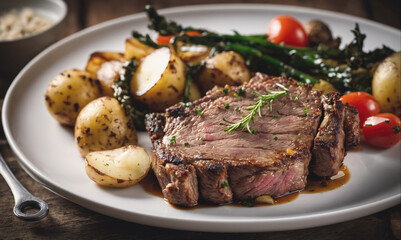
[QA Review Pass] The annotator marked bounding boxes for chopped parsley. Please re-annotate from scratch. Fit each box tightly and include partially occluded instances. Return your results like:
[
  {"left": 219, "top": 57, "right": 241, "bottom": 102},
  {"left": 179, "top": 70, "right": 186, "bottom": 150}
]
[
  {"left": 221, "top": 182, "right": 229, "bottom": 188},
  {"left": 179, "top": 102, "right": 192, "bottom": 107},
  {"left": 293, "top": 96, "right": 299, "bottom": 102},
  {"left": 196, "top": 108, "right": 203, "bottom": 116},
  {"left": 321, "top": 181, "right": 328, "bottom": 187},
  {"left": 234, "top": 107, "right": 240, "bottom": 111},
  {"left": 233, "top": 93, "right": 239, "bottom": 98},
  {"left": 222, "top": 88, "right": 229, "bottom": 95},
  {"left": 235, "top": 88, "right": 246, "bottom": 95},
  {"left": 273, "top": 114, "right": 278, "bottom": 118},
  {"left": 303, "top": 107, "right": 309, "bottom": 116},
  {"left": 170, "top": 136, "right": 176, "bottom": 145},
  {"left": 385, "top": 120, "right": 390, "bottom": 124},
  {"left": 184, "top": 142, "right": 189, "bottom": 146},
  {"left": 200, "top": 137, "right": 205, "bottom": 141},
  {"left": 219, "top": 123, "right": 224, "bottom": 125},
  {"left": 242, "top": 200, "right": 254, "bottom": 207},
  {"left": 224, "top": 103, "right": 230, "bottom": 109},
  {"left": 274, "top": 136, "right": 278, "bottom": 141}
]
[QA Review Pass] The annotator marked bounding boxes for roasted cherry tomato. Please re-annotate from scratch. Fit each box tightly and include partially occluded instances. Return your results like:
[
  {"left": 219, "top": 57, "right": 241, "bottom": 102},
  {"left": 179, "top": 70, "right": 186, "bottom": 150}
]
[
  {"left": 363, "top": 113, "right": 401, "bottom": 148},
  {"left": 267, "top": 15, "right": 308, "bottom": 47},
  {"left": 340, "top": 92, "right": 380, "bottom": 127},
  {"left": 156, "top": 35, "right": 173, "bottom": 45},
  {"left": 156, "top": 31, "right": 201, "bottom": 45}
]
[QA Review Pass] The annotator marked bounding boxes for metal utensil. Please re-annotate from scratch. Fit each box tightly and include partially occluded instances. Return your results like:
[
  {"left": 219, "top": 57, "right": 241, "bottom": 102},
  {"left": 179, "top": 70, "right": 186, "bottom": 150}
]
[{"left": 0, "top": 153, "right": 48, "bottom": 221}]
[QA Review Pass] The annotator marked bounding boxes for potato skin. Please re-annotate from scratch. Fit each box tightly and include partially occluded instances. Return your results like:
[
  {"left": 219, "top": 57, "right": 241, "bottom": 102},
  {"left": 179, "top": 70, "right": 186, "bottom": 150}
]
[
  {"left": 372, "top": 52, "right": 401, "bottom": 116},
  {"left": 85, "top": 145, "right": 150, "bottom": 187},
  {"left": 74, "top": 96, "right": 137, "bottom": 157},
  {"left": 131, "top": 47, "right": 186, "bottom": 112},
  {"left": 313, "top": 79, "right": 337, "bottom": 94},
  {"left": 85, "top": 52, "right": 125, "bottom": 97},
  {"left": 125, "top": 37, "right": 155, "bottom": 60},
  {"left": 45, "top": 69, "right": 103, "bottom": 126},
  {"left": 196, "top": 51, "right": 250, "bottom": 93}
]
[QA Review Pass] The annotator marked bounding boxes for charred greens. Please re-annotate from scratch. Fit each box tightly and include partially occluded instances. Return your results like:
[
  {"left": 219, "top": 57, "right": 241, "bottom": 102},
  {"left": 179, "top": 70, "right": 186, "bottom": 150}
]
[
  {"left": 113, "top": 58, "right": 148, "bottom": 130},
  {"left": 143, "top": 5, "right": 394, "bottom": 94}
]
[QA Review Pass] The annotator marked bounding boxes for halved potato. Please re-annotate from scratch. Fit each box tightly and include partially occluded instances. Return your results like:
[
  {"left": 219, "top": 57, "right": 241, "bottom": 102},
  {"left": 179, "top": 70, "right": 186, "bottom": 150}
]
[
  {"left": 124, "top": 37, "right": 155, "bottom": 60},
  {"left": 130, "top": 47, "right": 186, "bottom": 111},
  {"left": 75, "top": 96, "right": 137, "bottom": 157},
  {"left": 45, "top": 69, "right": 102, "bottom": 126},
  {"left": 372, "top": 52, "right": 401, "bottom": 115},
  {"left": 85, "top": 52, "right": 125, "bottom": 97},
  {"left": 196, "top": 51, "right": 250, "bottom": 93},
  {"left": 313, "top": 79, "right": 337, "bottom": 94},
  {"left": 85, "top": 145, "right": 151, "bottom": 187},
  {"left": 175, "top": 42, "right": 210, "bottom": 64}
]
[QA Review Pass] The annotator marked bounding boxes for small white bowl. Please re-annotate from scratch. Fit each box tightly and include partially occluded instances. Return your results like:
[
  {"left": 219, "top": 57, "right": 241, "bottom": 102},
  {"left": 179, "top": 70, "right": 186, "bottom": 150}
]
[{"left": 0, "top": 0, "right": 67, "bottom": 79}]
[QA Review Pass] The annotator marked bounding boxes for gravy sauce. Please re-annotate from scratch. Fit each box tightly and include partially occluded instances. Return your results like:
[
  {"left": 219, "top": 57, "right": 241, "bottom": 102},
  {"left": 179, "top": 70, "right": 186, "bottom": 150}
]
[{"left": 140, "top": 164, "right": 350, "bottom": 208}]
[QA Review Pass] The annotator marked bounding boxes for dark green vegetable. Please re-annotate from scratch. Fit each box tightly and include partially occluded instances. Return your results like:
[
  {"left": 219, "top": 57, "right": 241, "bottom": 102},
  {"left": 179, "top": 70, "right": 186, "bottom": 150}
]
[
  {"left": 112, "top": 58, "right": 149, "bottom": 131},
  {"left": 144, "top": 6, "right": 394, "bottom": 94}
]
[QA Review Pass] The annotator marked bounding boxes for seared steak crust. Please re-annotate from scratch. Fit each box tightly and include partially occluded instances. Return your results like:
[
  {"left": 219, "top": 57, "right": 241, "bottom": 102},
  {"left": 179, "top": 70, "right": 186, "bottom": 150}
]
[
  {"left": 311, "top": 93, "right": 345, "bottom": 177},
  {"left": 146, "top": 73, "right": 324, "bottom": 206},
  {"left": 344, "top": 104, "right": 360, "bottom": 151}
]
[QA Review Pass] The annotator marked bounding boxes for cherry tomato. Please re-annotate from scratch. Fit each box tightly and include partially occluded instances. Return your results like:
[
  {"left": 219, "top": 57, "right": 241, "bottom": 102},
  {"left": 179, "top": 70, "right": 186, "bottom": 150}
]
[
  {"left": 156, "top": 35, "right": 173, "bottom": 45},
  {"left": 267, "top": 15, "right": 308, "bottom": 47},
  {"left": 363, "top": 113, "right": 401, "bottom": 148},
  {"left": 156, "top": 31, "right": 201, "bottom": 45},
  {"left": 340, "top": 92, "right": 380, "bottom": 127}
]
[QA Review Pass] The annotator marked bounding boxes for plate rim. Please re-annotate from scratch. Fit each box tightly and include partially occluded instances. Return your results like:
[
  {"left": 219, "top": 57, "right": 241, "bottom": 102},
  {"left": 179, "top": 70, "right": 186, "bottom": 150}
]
[{"left": 2, "top": 3, "right": 400, "bottom": 232}]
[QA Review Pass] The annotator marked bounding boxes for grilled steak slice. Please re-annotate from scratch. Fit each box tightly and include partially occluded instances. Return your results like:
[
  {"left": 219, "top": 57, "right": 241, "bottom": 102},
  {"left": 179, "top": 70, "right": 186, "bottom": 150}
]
[
  {"left": 146, "top": 73, "right": 323, "bottom": 206},
  {"left": 344, "top": 104, "right": 360, "bottom": 151},
  {"left": 311, "top": 93, "right": 346, "bottom": 177}
]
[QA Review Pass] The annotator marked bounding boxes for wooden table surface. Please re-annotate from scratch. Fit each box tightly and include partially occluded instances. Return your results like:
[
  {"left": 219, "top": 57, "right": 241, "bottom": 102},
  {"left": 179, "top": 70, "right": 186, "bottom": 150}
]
[{"left": 1, "top": 0, "right": 400, "bottom": 239}]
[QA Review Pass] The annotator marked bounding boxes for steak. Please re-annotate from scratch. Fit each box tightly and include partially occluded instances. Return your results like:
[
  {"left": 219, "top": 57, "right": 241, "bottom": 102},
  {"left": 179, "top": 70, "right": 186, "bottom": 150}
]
[{"left": 145, "top": 73, "right": 359, "bottom": 207}]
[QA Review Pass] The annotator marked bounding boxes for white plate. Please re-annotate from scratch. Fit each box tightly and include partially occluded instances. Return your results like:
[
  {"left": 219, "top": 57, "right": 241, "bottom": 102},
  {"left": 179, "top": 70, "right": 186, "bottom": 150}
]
[{"left": 2, "top": 4, "right": 401, "bottom": 232}]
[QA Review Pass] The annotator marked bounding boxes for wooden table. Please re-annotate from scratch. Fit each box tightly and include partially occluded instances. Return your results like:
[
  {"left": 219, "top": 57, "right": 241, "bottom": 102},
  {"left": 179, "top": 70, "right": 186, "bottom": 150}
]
[{"left": 1, "top": 0, "right": 400, "bottom": 239}]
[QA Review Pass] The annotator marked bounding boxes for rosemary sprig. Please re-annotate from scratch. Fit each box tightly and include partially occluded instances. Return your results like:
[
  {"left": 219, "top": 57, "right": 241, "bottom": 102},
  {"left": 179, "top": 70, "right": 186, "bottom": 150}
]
[{"left": 224, "top": 83, "right": 288, "bottom": 134}]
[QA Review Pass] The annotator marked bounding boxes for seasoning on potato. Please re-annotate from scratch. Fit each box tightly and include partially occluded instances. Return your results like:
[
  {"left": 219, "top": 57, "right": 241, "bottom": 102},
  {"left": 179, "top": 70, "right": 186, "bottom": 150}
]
[
  {"left": 74, "top": 96, "right": 137, "bottom": 157},
  {"left": 85, "top": 145, "right": 151, "bottom": 187},
  {"left": 130, "top": 47, "right": 186, "bottom": 111},
  {"left": 45, "top": 69, "right": 103, "bottom": 126},
  {"left": 196, "top": 51, "right": 250, "bottom": 93},
  {"left": 372, "top": 52, "right": 401, "bottom": 116}
]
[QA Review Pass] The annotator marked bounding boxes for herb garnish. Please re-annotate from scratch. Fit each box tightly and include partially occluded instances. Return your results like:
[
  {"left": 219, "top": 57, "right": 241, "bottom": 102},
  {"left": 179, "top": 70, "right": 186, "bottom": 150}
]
[
  {"left": 196, "top": 108, "right": 203, "bottom": 116},
  {"left": 293, "top": 96, "right": 299, "bottom": 102},
  {"left": 303, "top": 108, "right": 309, "bottom": 116},
  {"left": 234, "top": 107, "right": 240, "bottom": 111},
  {"left": 385, "top": 120, "right": 390, "bottom": 124},
  {"left": 179, "top": 102, "right": 192, "bottom": 107},
  {"left": 274, "top": 136, "right": 278, "bottom": 141},
  {"left": 224, "top": 103, "right": 230, "bottom": 109},
  {"left": 184, "top": 142, "right": 189, "bottom": 146},
  {"left": 222, "top": 88, "right": 229, "bottom": 95},
  {"left": 224, "top": 83, "right": 288, "bottom": 134},
  {"left": 170, "top": 136, "right": 176, "bottom": 145},
  {"left": 221, "top": 182, "right": 229, "bottom": 188},
  {"left": 273, "top": 114, "right": 278, "bottom": 118}
]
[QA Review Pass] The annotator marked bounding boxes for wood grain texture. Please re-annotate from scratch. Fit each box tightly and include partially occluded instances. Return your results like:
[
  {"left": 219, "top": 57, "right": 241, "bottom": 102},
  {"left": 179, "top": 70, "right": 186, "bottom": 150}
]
[{"left": 0, "top": 0, "right": 400, "bottom": 239}]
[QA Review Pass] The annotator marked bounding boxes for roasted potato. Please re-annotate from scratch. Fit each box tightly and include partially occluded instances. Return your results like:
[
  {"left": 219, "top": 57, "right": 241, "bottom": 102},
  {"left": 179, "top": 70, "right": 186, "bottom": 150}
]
[
  {"left": 45, "top": 69, "right": 102, "bottom": 126},
  {"left": 75, "top": 96, "right": 137, "bottom": 157},
  {"left": 372, "top": 52, "right": 401, "bottom": 116},
  {"left": 313, "top": 79, "right": 337, "bottom": 94},
  {"left": 85, "top": 51, "right": 125, "bottom": 97},
  {"left": 85, "top": 145, "right": 150, "bottom": 187},
  {"left": 124, "top": 37, "right": 155, "bottom": 60},
  {"left": 130, "top": 47, "right": 186, "bottom": 111},
  {"left": 196, "top": 51, "right": 250, "bottom": 93},
  {"left": 175, "top": 42, "right": 210, "bottom": 64}
]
